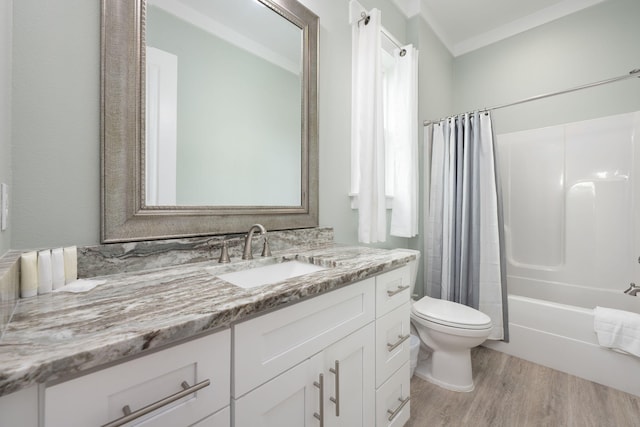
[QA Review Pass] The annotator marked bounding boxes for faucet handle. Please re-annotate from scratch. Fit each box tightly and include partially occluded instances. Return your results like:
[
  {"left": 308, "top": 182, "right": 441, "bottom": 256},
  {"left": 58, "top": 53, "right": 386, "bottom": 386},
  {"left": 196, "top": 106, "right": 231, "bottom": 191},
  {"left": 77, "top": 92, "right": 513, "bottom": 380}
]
[
  {"left": 218, "top": 241, "right": 230, "bottom": 263},
  {"left": 261, "top": 236, "right": 272, "bottom": 257}
]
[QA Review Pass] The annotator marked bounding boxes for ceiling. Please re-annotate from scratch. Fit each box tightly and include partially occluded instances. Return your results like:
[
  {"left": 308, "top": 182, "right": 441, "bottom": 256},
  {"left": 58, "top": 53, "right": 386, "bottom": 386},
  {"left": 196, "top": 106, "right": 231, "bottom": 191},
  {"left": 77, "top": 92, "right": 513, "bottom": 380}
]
[{"left": 391, "top": 0, "right": 608, "bottom": 56}]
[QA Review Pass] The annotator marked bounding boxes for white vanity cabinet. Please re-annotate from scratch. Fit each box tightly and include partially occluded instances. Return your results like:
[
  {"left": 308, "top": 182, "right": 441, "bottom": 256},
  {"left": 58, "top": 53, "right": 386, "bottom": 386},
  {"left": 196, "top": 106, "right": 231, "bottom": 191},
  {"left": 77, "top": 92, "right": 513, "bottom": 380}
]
[
  {"left": 235, "top": 324, "right": 375, "bottom": 427},
  {"left": 233, "top": 277, "right": 376, "bottom": 427},
  {"left": 44, "top": 329, "right": 231, "bottom": 427},
  {"left": 233, "top": 264, "right": 412, "bottom": 427}
]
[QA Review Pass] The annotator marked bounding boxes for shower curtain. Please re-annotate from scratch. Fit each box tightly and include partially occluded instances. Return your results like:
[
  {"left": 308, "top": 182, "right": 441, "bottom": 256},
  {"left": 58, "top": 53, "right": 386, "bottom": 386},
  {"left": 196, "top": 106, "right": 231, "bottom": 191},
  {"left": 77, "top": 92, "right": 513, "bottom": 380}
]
[{"left": 425, "top": 112, "right": 508, "bottom": 341}]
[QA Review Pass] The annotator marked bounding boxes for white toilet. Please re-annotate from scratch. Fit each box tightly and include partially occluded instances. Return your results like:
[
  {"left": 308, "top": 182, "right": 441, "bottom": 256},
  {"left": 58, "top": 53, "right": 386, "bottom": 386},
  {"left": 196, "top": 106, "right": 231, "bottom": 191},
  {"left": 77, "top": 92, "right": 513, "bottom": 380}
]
[{"left": 401, "top": 250, "right": 492, "bottom": 392}]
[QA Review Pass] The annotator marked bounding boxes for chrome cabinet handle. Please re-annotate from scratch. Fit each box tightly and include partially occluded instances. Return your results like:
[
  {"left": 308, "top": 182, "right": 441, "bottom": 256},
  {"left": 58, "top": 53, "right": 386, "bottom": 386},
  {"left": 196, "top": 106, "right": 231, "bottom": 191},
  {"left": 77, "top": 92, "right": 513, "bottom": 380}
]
[
  {"left": 329, "top": 360, "right": 340, "bottom": 416},
  {"left": 387, "top": 284, "right": 410, "bottom": 297},
  {"left": 387, "top": 396, "right": 410, "bottom": 421},
  {"left": 387, "top": 333, "right": 410, "bottom": 352},
  {"left": 101, "top": 379, "right": 210, "bottom": 427},
  {"left": 313, "top": 373, "right": 324, "bottom": 426}
]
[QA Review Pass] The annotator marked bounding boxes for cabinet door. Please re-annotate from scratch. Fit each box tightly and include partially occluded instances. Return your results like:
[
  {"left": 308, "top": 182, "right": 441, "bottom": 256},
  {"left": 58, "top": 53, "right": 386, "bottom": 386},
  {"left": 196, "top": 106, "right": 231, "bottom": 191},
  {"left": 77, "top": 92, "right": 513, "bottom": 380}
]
[
  {"left": 0, "top": 386, "right": 38, "bottom": 427},
  {"left": 234, "top": 353, "right": 324, "bottom": 427},
  {"left": 323, "top": 323, "right": 375, "bottom": 427}
]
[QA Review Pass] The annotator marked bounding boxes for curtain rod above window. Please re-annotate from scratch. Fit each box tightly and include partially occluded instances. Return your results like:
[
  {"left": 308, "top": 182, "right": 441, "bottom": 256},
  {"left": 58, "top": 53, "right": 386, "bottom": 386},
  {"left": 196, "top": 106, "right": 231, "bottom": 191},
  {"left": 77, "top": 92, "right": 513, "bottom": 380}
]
[
  {"left": 357, "top": 12, "right": 406, "bottom": 57},
  {"left": 423, "top": 68, "right": 640, "bottom": 126}
]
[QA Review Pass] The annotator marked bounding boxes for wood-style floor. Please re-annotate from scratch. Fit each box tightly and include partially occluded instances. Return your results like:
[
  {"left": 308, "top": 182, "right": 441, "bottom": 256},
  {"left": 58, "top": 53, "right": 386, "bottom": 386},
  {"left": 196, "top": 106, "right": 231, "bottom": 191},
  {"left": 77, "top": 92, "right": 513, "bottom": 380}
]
[{"left": 406, "top": 347, "right": 640, "bottom": 427}]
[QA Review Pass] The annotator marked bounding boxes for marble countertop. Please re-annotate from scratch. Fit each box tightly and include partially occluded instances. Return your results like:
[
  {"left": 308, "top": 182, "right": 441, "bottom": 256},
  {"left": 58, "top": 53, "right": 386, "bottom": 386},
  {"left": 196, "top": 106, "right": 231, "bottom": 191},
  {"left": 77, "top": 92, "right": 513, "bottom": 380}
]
[{"left": 0, "top": 244, "right": 415, "bottom": 397}]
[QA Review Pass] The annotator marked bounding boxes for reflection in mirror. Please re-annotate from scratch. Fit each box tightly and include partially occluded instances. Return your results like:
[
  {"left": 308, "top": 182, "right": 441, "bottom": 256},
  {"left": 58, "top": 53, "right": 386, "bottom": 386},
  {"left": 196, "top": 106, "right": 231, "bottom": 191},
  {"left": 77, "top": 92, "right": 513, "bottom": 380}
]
[{"left": 145, "top": 0, "right": 303, "bottom": 206}]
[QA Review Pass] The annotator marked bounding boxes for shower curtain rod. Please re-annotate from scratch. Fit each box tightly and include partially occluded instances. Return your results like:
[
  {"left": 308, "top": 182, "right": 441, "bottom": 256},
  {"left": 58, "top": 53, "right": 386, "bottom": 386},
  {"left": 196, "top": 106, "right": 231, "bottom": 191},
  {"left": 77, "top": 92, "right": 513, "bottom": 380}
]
[{"left": 423, "top": 68, "right": 640, "bottom": 126}]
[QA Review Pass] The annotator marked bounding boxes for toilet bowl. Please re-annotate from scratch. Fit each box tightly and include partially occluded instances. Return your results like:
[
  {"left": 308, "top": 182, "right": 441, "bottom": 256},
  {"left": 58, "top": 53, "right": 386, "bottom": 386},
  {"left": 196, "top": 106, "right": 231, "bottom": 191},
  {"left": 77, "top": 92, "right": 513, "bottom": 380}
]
[
  {"left": 411, "top": 297, "right": 491, "bottom": 392},
  {"left": 396, "top": 249, "right": 492, "bottom": 392}
]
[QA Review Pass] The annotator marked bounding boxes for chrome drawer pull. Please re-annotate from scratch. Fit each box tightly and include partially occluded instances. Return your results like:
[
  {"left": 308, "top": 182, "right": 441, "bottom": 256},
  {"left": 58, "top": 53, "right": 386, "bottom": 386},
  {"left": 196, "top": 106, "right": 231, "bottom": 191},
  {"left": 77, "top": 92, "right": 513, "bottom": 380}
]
[
  {"left": 313, "top": 373, "right": 324, "bottom": 426},
  {"left": 387, "top": 396, "right": 411, "bottom": 421},
  {"left": 387, "top": 285, "right": 410, "bottom": 297},
  {"left": 387, "top": 333, "right": 410, "bottom": 352},
  {"left": 101, "top": 379, "right": 210, "bottom": 427},
  {"left": 329, "top": 360, "right": 340, "bottom": 416}
]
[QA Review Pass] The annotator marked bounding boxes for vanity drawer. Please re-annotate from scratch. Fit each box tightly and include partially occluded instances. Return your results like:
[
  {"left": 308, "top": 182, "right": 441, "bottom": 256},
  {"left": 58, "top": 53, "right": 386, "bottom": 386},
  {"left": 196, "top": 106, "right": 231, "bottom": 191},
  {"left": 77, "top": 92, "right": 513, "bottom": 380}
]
[
  {"left": 376, "top": 302, "right": 411, "bottom": 388},
  {"left": 375, "top": 266, "right": 411, "bottom": 318},
  {"left": 44, "top": 330, "right": 230, "bottom": 427},
  {"left": 376, "top": 361, "right": 411, "bottom": 427},
  {"left": 233, "top": 278, "right": 375, "bottom": 397}
]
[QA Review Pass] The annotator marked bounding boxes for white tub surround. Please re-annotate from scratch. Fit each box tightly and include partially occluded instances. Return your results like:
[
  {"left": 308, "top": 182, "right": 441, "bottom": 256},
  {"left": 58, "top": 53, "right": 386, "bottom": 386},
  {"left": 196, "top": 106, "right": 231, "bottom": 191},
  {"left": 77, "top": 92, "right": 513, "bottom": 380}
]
[{"left": 491, "top": 112, "right": 640, "bottom": 397}]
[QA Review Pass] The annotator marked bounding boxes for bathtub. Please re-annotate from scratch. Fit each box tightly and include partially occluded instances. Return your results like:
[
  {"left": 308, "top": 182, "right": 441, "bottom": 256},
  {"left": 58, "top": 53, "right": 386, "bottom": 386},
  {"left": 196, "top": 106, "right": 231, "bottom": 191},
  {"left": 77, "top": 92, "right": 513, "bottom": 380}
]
[
  {"left": 484, "top": 286, "right": 640, "bottom": 397},
  {"left": 487, "top": 111, "right": 640, "bottom": 397}
]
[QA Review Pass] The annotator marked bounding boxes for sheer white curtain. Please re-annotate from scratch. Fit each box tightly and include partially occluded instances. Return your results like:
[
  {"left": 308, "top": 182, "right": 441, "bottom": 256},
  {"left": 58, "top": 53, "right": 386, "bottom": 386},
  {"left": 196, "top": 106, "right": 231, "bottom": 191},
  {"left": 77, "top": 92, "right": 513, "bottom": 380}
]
[
  {"left": 426, "top": 112, "right": 508, "bottom": 341},
  {"left": 386, "top": 46, "right": 419, "bottom": 238},
  {"left": 350, "top": 7, "right": 386, "bottom": 243}
]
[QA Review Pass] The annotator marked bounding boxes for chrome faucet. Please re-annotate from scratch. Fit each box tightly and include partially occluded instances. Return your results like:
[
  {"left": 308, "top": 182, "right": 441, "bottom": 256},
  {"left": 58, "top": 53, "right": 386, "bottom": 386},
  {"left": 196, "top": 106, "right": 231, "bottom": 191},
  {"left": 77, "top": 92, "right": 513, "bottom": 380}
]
[
  {"left": 242, "top": 224, "right": 271, "bottom": 260},
  {"left": 624, "top": 283, "right": 640, "bottom": 296}
]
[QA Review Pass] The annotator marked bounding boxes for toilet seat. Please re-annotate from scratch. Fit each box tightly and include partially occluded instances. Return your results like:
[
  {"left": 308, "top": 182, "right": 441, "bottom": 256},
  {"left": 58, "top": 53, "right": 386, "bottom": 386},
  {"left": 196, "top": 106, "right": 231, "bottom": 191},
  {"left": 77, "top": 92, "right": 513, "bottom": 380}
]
[{"left": 412, "top": 297, "right": 492, "bottom": 330}]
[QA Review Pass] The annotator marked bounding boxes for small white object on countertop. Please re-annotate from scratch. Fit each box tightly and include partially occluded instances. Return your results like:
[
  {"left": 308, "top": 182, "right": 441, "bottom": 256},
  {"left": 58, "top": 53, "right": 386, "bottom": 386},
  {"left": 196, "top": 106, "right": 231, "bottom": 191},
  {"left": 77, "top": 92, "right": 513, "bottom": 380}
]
[
  {"left": 37, "top": 250, "right": 53, "bottom": 295},
  {"left": 20, "top": 251, "right": 38, "bottom": 298},
  {"left": 51, "top": 248, "right": 66, "bottom": 290},
  {"left": 53, "top": 279, "right": 107, "bottom": 293},
  {"left": 63, "top": 246, "right": 78, "bottom": 284}
]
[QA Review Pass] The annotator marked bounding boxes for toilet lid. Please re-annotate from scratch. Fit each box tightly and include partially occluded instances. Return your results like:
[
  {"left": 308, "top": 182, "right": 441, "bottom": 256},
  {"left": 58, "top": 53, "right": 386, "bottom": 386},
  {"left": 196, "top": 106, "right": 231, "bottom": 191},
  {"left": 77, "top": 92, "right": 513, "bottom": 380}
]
[{"left": 412, "top": 297, "right": 492, "bottom": 330}]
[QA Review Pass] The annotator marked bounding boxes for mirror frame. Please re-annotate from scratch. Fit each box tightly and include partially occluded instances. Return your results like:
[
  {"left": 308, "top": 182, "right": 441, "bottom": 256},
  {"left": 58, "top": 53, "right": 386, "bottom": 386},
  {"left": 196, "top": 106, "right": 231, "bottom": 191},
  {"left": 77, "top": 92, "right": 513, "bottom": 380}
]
[{"left": 101, "top": 0, "right": 319, "bottom": 243}]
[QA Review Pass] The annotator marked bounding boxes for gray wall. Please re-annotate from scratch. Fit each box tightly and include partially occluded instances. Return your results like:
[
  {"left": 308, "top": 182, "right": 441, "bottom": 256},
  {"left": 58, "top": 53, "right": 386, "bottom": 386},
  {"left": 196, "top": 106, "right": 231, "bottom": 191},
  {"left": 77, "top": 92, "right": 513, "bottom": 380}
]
[
  {"left": 12, "top": 0, "right": 100, "bottom": 249},
  {"left": 453, "top": 0, "right": 640, "bottom": 135},
  {"left": 0, "top": 0, "right": 10, "bottom": 256}
]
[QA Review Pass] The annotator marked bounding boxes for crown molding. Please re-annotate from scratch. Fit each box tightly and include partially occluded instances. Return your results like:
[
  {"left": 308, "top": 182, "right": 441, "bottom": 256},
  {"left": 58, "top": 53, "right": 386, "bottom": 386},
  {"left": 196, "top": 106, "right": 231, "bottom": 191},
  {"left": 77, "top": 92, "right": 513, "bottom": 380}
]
[
  {"left": 392, "top": 0, "right": 608, "bottom": 57},
  {"left": 453, "top": 0, "right": 607, "bottom": 56}
]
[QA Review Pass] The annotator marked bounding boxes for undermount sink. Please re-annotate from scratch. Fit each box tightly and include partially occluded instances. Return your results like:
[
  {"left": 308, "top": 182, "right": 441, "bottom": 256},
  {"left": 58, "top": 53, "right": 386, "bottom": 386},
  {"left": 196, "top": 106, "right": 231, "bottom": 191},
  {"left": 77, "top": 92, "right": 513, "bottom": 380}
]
[{"left": 213, "top": 260, "right": 327, "bottom": 289}]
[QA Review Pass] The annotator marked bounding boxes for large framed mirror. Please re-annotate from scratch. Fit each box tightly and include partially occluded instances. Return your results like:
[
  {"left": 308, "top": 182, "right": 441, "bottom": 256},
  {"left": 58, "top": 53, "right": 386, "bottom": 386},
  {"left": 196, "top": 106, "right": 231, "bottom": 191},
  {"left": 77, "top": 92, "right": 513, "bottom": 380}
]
[{"left": 101, "top": 0, "right": 318, "bottom": 243}]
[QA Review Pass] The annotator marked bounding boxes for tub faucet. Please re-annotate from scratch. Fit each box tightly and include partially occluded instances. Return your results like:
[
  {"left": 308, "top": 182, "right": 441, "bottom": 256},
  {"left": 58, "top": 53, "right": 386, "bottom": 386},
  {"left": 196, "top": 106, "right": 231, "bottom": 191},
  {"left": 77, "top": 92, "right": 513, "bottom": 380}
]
[
  {"left": 242, "top": 224, "right": 271, "bottom": 260},
  {"left": 623, "top": 283, "right": 640, "bottom": 296}
]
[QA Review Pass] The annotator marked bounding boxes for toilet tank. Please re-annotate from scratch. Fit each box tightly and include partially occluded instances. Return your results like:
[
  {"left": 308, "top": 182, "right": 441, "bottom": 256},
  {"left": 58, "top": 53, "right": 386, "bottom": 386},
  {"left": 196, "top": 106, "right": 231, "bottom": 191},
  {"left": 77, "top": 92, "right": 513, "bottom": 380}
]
[{"left": 393, "top": 249, "right": 420, "bottom": 296}]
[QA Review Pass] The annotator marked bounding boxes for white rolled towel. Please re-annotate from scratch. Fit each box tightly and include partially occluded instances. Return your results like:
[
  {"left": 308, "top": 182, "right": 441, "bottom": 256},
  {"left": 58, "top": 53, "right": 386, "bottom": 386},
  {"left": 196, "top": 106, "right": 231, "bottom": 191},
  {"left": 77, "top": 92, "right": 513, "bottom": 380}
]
[
  {"left": 37, "top": 250, "right": 53, "bottom": 295},
  {"left": 593, "top": 306, "right": 640, "bottom": 358},
  {"left": 20, "top": 251, "right": 38, "bottom": 298},
  {"left": 51, "top": 248, "right": 66, "bottom": 290}
]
